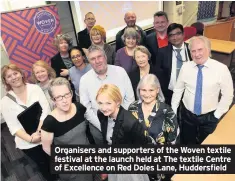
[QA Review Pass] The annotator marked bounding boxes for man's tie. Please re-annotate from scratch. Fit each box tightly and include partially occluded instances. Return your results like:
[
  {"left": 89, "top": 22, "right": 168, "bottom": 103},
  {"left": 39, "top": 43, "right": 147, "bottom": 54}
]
[
  {"left": 194, "top": 65, "right": 204, "bottom": 115},
  {"left": 175, "top": 49, "right": 183, "bottom": 79}
]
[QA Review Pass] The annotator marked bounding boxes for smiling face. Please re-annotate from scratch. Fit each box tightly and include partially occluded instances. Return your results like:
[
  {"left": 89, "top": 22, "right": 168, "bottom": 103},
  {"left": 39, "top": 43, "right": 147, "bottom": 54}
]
[
  {"left": 134, "top": 50, "right": 149, "bottom": 68},
  {"left": 96, "top": 93, "right": 120, "bottom": 118},
  {"left": 139, "top": 84, "right": 159, "bottom": 104},
  {"left": 168, "top": 28, "right": 184, "bottom": 48},
  {"left": 124, "top": 12, "right": 136, "bottom": 27},
  {"left": 190, "top": 39, "right": 210, "bottom": 65},
  {"left": 70, "top": 49, "right": 85, "bottom": 68},
  {"left": 33, "top": 65, "right": 49, "bottom": 84},
  {"left": 91, "top": 32, "right": 102, "bottom": 45},
  {"left": 88, "top": 50, "right": 107, "bottom": 75},
  {"left": 51, "top": 85, "right": 72, "bottom": 112},
  {"left": 125, "top": 36, "right": 137, "bottom": 48},
  {"left": 154, "top": 15, "right": 168, "bottom": 33},
  {"left": 4, "top": 69, "right": 24, "bottom": 89},
  {"left": 59, "top": 39, "right": 69, "bottom": 53}
]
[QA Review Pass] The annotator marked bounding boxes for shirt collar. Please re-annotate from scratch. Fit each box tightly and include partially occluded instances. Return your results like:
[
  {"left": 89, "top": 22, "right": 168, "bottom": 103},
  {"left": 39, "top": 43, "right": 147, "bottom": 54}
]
[
  {"left": 92, "top": 65, "right": 109, "bottom": 80},
  {"left": 172, "top": 43, "right": 185, "bottom": 50},
  {"left": 192, "top": 57, "right": 211, "bottom": 68}
]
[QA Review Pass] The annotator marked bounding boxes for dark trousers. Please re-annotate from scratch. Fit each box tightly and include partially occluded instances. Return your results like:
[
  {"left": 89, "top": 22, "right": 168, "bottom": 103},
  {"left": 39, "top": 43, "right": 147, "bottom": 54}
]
[
  {"left": 22, "top": 145, "right": 58, "bottom": 181},
  {"left": 180, "top": 103, "right": 219, "bottom": 144}
]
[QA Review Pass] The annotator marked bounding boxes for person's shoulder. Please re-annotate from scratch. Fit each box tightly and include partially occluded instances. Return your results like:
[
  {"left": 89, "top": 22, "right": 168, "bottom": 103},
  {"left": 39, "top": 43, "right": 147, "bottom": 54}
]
[
  {"left": 116, "top": 28, "right": 125, "bottom": 37},
  {"left": 109, "top": 64, "right": 126, "bottom": 73},
  {"left": 74, "top": 102, "right": 87, "bottom": 116},
  {"left": 147, "top": 32, "right": 156, "bottom": 39},
  {"left": 209, "top": 58, "right": 227, "bottom": 69},
  {"left": 77, "top": 28, "right": 87, "bottom": 36},
  {"left": 80, "top": 68, "right": 94, "bottom": 82},
  {"left": 51, "top": 52, "right": 60, "bottom": 61},
  {"left": 116, "top": 47, "right": 125, "bottom": 54}
]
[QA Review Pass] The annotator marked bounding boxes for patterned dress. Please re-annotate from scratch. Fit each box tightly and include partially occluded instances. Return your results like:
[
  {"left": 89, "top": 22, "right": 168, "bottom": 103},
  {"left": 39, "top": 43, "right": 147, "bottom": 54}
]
[{"left": 129, "top": 100, "right": 180, "bottom": 181}]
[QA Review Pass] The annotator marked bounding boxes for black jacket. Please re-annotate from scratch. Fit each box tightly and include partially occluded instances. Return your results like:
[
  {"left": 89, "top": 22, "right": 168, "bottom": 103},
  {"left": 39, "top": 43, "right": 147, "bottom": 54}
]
[
  {"left": 98, "top": 106, "right": 150, "bottom": 145},
  {"left": 115, "top": 25, "right": 146, "bottom": 52},
  {"left": 157, "top": 43, "right": 192, "bottom": 104},
  {"left": 77, "top": 28, "right": 92, "bottom": 49},
  {"left": 129, "top": 65, "right": 158, "bottom": 100},
  {"left": 51, "top": 52, "right": 69, "bottom": 78},
  {"left": 146, "top": 32, "right": 159, "bottom": 66}
]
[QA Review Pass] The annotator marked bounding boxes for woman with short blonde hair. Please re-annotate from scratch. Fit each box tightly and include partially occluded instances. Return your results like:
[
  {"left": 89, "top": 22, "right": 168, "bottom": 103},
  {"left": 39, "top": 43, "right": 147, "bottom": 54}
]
[
  {"left": 90, "top": 25, "right": 116, "bottom": 64},
  {"left": 31, "top": 60, "right": 56, "bottom": 110},
  {"left": 96, "top": 83, "right": 151, "bottom": 181}
]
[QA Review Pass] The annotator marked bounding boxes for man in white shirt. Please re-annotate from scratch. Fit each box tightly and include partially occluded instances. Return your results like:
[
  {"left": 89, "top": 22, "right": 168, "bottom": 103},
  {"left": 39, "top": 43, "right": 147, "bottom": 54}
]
[
  {"left": 80, "top": 45, "right": 135, "bottom": 144},
  {"left": 157, "top": 23, "right": 192, "bottom": 105},
  {"left": 171, "top": 36, "right": 234, "bottom": 144}
]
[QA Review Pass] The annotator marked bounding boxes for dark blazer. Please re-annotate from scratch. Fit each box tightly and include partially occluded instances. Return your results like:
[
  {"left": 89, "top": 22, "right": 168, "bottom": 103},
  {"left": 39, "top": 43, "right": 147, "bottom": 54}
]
[
  {"left": 98, "top": 106, "right": 150, "bottom": 145},
  {"left": 51, "top": 53, "right": 69, "bottom": 77},
  {"left": 129, "top": 65, "right": 158, "bottom": 100},
  {"left": 146, "top": 32, "right": 159, "bottom": 66},
  {"left": 157, "top": 42, "right": 192, "bottom": 105},
  {"left": 115, "top": 25, "right": 146, "bottom": 52},
  {"left": 77, "top": 28, "right": 91, "bottom": 49},
  {"left": 50, "top": 53, "right": 76, "bottom": 102}
]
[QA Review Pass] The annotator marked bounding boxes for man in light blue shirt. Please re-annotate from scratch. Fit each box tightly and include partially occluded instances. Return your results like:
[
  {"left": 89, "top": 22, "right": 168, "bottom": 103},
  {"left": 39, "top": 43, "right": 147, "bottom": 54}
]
[{"left": 79, "top": 45, "right": 135, "bottom": 143}]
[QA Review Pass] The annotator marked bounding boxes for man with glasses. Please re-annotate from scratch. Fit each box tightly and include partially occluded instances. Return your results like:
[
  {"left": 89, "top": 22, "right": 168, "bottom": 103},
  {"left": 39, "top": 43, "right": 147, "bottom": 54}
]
[
  {"left": 157, "top": 23, "right": 192, "bottom": 105},
  {"left": 146, "top": 11, "right": 169, "bottom": 66},
  {"left": 79, "top": 45, "right": 135, "bottom": 144},
  {"left": 77, "top": 12, "right": 96, "bottom": 53}
]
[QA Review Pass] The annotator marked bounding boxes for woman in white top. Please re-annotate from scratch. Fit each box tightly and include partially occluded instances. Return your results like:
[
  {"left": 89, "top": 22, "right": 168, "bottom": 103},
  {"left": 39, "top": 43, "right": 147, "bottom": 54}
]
[
  {"left": 1, "top": 64, "right": 58, "bottom": 181},
  {"left": 31, "top": 60, "right": 56, "bottom": 110}
]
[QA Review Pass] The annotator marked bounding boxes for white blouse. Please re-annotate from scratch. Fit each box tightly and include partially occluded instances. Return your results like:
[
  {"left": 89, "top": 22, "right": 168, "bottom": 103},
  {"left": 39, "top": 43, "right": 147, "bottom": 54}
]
[{"left": 1, "top": 84, "right": 51, "bottom": 149}]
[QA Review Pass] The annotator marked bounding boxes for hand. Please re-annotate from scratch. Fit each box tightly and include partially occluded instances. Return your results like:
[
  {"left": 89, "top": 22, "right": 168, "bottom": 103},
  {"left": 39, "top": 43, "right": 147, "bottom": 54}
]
[
  {"left": 100, "top": 174, "right": 108, "bottom": 180},
  {"left": 60, "top": 69, "right": 69, "bottom": 76},
  {"left": 31, "top": 132, "right": 41, "bottom": 143}
]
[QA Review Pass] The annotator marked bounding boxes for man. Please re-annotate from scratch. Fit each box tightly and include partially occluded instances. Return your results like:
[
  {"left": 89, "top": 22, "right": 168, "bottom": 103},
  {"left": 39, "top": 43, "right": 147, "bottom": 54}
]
[
  {"left": 115, "top": 11, "right": 146, "bottom": 51},
  {"left": 171, "top": 36, "right": 234, "bottom": 144},
  {"left": 146, "top": 11, "right": 169, "bottom": 66},
  {"left": 77, "top": 12, "right": 96, "bottom": 52},
  {"left": 157, "top": 23, "right": 192, "bottom": 105},
  {"left": 79, "top": 45, "right": 135, "bottom": 143}
]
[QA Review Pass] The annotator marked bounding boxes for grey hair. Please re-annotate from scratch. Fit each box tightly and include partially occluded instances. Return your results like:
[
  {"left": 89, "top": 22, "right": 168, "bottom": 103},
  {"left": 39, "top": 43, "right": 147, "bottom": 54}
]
[
  {"left": 87, "top": 45, "right": 107, "bottom": 61},
  {"left": 121, "top": 27, "right": 141, "bottom": 44},
  {"left": 133, "top": 45, "right": 151, "bottom": 60},
  {"left": 53, "top": 33, "right": 73, "bottom": 51},
  {"left": 188, "top": 36, "right": 212, "bottom": 57},
  {"left": 136, "top": 74, "right": 165, "bottom": 102},
  {"left": 48, "top": 77, "right": 72, "bottom": 98}
]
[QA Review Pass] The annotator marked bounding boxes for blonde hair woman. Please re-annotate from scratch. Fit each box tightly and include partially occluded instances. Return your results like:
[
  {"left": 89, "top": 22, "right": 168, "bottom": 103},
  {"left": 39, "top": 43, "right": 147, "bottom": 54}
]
[
  {"left": 1, "top": 64, "right": 57, "bottom": 181},
  {"left": 90, "top": 25, "right": 115, "bottom": 64},
  {"left": 31, "top": 60, "right": 56, "bottom": 110},
  {"left": 96, "top": 84, "right": 150, "bottom": 181}
]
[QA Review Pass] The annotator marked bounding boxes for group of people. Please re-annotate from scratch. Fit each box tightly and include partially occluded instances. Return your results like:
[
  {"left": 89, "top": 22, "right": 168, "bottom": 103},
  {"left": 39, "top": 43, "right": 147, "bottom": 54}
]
[{"left": 1, "top": 10, "right": 234, "bottom": 181}]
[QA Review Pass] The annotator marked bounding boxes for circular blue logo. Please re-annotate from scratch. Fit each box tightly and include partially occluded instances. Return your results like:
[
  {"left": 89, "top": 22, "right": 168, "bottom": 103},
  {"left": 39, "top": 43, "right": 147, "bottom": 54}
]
[{"left": 34, "top": 10, "right": 56, "bottom": 34}]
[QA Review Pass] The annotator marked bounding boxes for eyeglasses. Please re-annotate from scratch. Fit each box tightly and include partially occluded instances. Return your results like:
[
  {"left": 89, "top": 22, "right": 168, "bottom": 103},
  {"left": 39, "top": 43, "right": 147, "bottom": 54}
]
[
  {"left": 71, "top": 54, "right": 82, "bottom": 60},
  {"left": 85, "top": 18, "right": 95, "bottom": 21},
  {"left": 168, "top": 32, "right": 183, "bottom": 38},
  {"left": 53, "top": 92, "right": 72, "bottom": 101}
]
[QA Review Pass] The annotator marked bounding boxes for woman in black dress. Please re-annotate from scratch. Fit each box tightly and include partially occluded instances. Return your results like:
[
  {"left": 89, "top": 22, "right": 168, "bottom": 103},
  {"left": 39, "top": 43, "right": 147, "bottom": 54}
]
[{"left": 41, "top": 77, "right": 93, "bottom": 181}]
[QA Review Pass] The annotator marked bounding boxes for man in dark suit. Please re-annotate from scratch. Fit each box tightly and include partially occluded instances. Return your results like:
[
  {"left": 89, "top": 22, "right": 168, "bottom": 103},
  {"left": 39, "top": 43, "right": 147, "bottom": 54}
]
[
  {"left": 77, "top": 12, "right": 96, "bottom": 53},
  {"left": 157, "top": 23, "right": 192, "bottom": 105},
  {"left": 146, "top": 11, "right": 169, "bottom": 66},
  {"left": 115, "top": 11, "right": 146, "bottom": 51}
]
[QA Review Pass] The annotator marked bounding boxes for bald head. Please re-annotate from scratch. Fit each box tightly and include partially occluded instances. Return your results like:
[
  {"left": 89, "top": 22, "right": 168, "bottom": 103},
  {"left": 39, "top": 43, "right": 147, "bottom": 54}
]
[{"left": 124, "top": 11, "right": 136, "bottom": 27}]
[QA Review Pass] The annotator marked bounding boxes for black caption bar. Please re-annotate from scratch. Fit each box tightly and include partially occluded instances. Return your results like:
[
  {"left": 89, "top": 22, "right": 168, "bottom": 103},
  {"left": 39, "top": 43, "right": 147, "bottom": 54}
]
[{"left": 50, "top": 145, "right": 235, "bottom": 174}]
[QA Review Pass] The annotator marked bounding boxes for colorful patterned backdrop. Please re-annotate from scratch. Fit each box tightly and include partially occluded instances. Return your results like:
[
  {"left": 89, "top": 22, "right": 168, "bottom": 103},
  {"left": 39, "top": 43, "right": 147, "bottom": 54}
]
[
  {"left": 1, "top": 5, "right": 61, "bottom": 79},
  {"left": 197, "top": 1, "right": 216, "bottom": 20}
]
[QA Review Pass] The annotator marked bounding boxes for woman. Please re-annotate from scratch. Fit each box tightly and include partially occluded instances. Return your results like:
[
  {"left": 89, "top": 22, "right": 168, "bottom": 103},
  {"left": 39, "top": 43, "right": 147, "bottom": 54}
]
[
  {"left": 129, "top": 46, "right": 158, "bottom": 99},
  {"left": 31, "top": 60, "right": 56, "bottom": 110},
  {"left": 1, "top": 64, "right": 57, "bottom": 181},
  {"left": 128, "top": 74, "right": 179, "bottom": 181},
  {"left": 60, "top": 46, "right": 92, "bottom": 101},
  {"left": 90, "top": 25, "right": 116, "bottom": 64},
  {"left": 115, "top": 27, "right": 139, "bottom": 74},
  {"left": 51, "top": 33, "right": 73, "bottom": 77},
  {"left": 96, "top": 84, "right": 150, "bottom": 181},
  {"left": 41, "top": 77, "right": 93, "bottom": 181}
]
